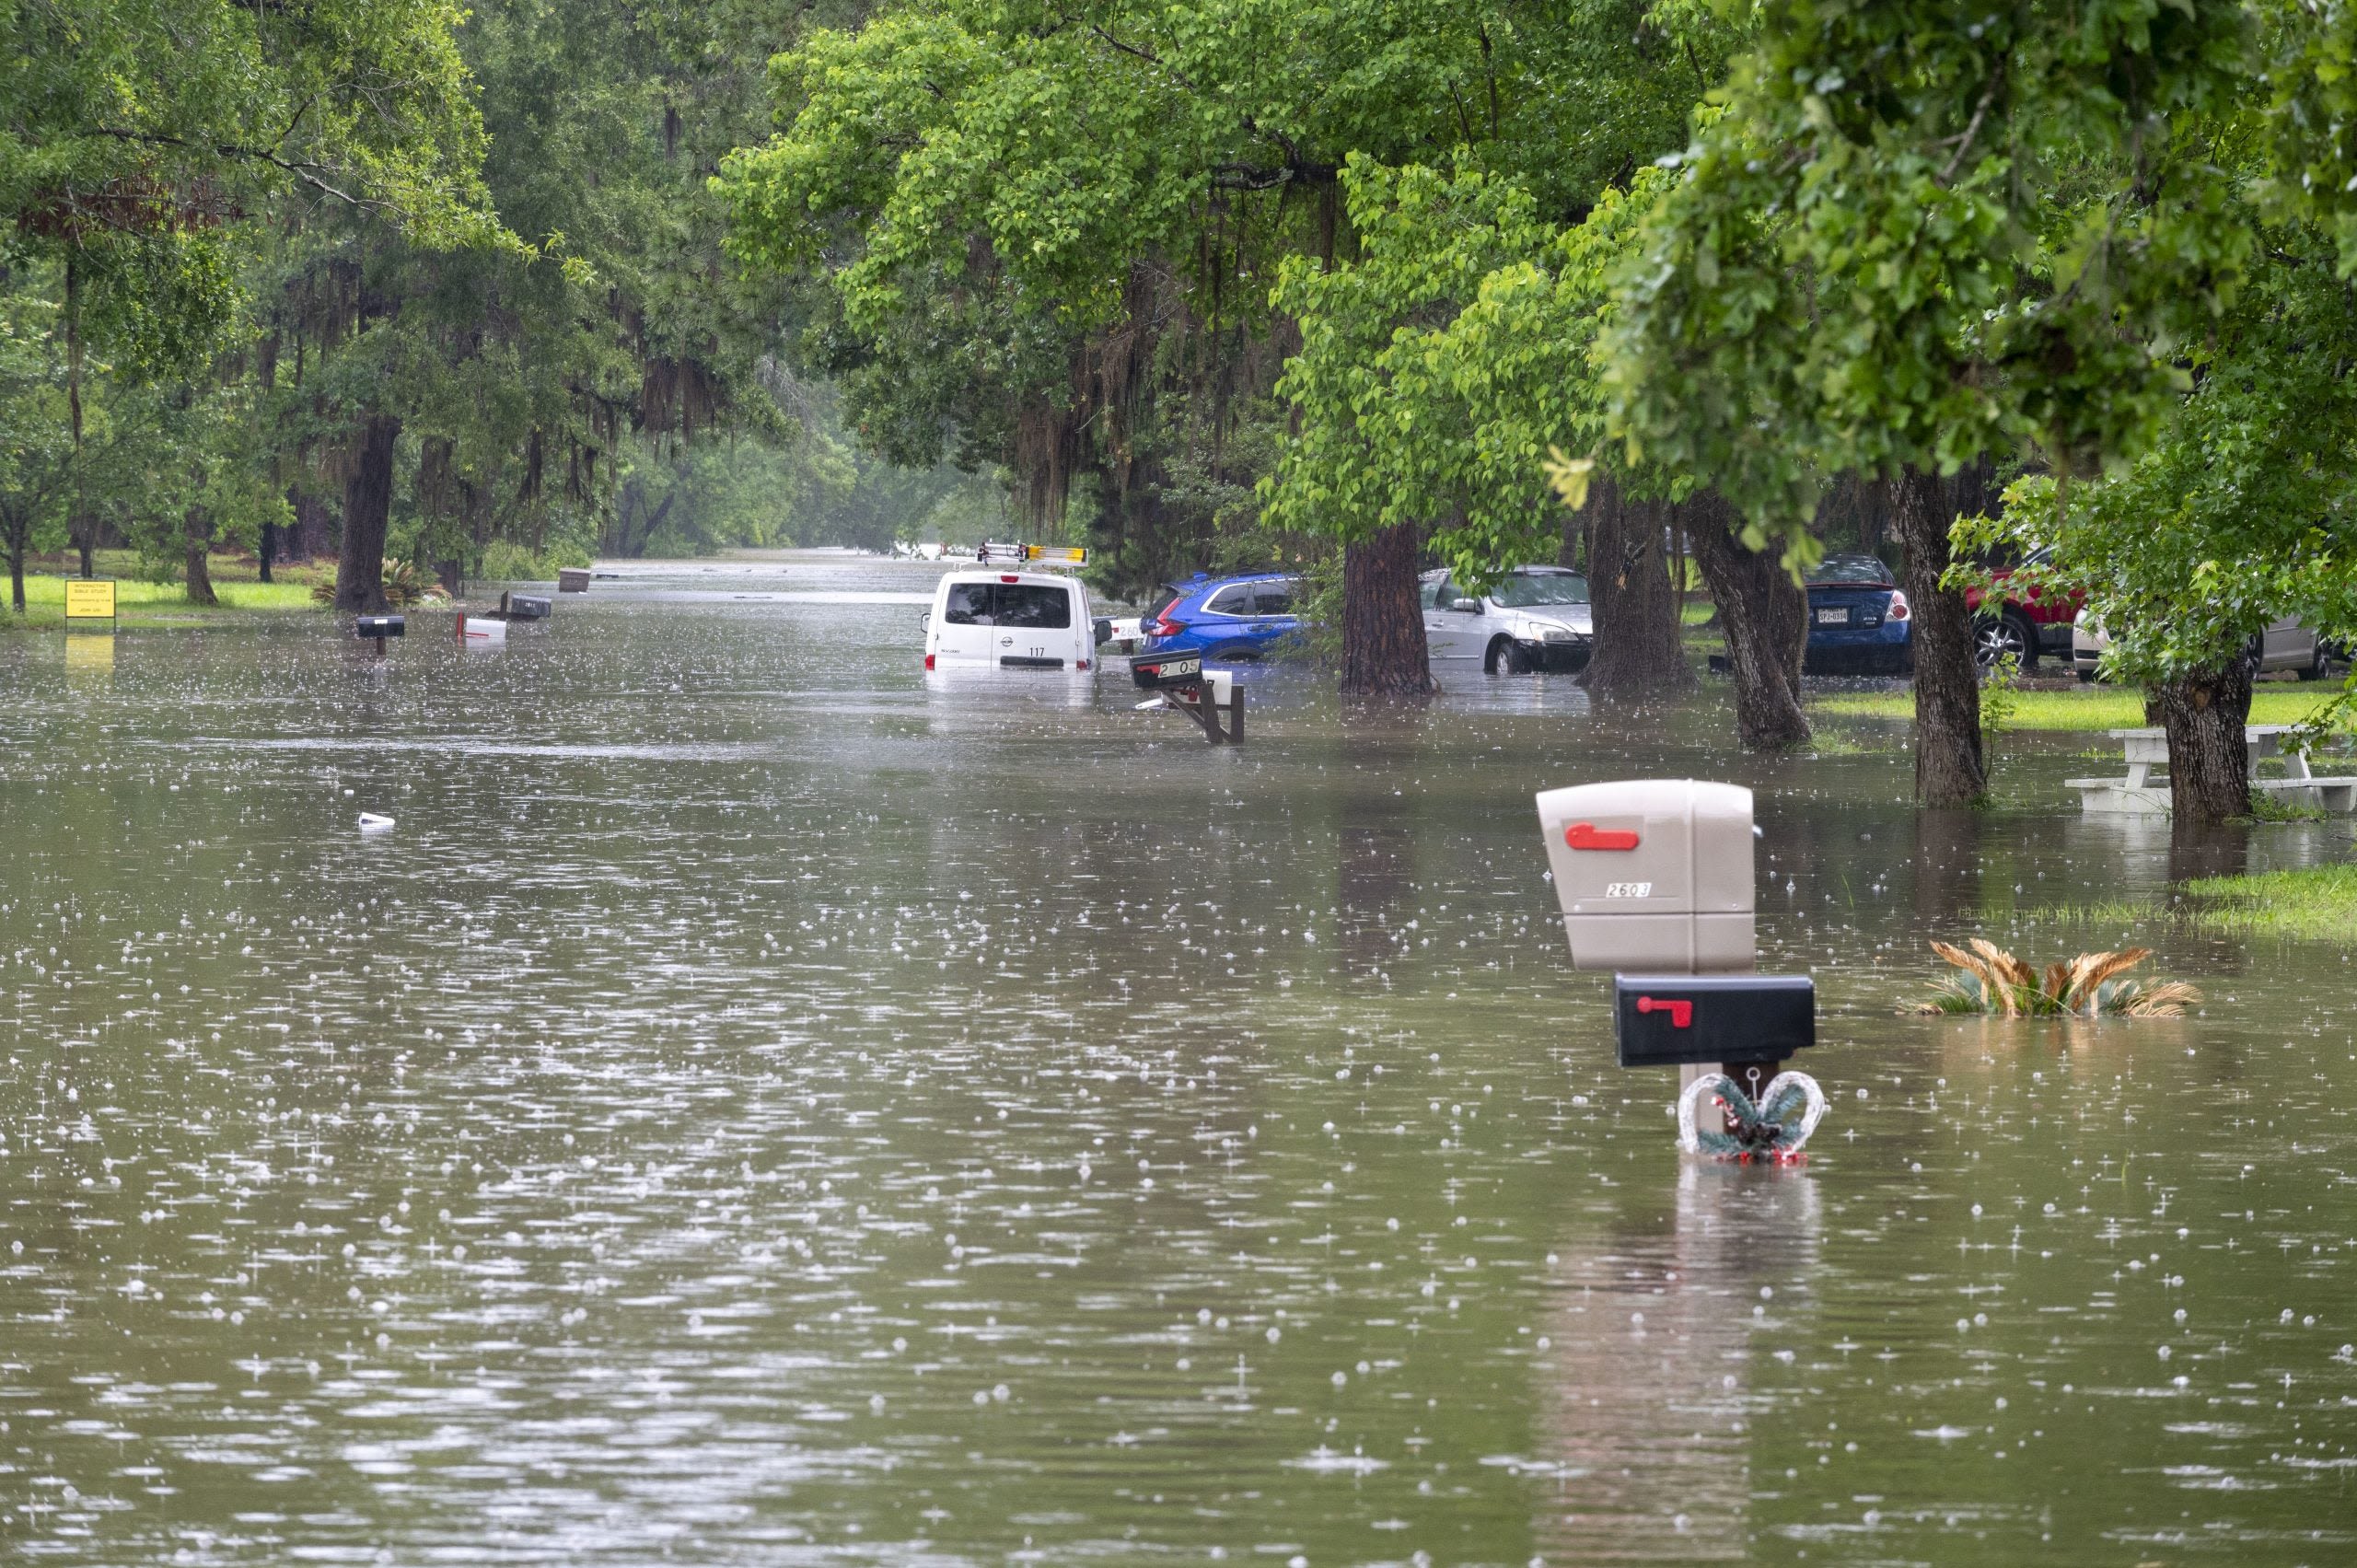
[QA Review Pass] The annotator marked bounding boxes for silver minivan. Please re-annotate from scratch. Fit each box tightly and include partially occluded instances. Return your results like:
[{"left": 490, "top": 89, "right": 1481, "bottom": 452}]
[{"left": 1420, "top": 566, "right": 1594, "bottom": 674}]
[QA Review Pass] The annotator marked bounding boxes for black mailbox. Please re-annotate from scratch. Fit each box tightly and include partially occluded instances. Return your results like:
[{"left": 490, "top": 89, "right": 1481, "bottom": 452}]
[
  {"left": 354, "top": 616, "right": 405, "bottom": 639},
  {"left": 505, "top": 594, "right": 552, "bottom": 621},
  {"left": 1130, "top": 650, "right": 1203, "bottom": 689},
  {"left": 1612, "top": 973, "right": 1814, "bottom": 1068}
]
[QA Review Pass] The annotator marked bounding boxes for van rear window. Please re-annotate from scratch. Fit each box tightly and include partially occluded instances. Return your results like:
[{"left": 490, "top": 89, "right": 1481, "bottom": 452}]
[{"left": 942, "top": 582, "right": 1073, "bottom": 628}]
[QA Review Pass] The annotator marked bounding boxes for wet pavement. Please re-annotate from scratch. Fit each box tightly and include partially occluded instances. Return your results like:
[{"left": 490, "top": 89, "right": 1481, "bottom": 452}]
[{"left": 3, "top": 550, "right": 2354, "bottom": 1564}]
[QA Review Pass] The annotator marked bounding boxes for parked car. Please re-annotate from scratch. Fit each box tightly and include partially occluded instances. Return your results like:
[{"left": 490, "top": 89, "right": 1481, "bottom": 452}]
[
  {"left": 2073, "top": 608, "right": 2339, "bottom": 682},
  {"left": 923, "top": 568, "right": 1103, "bottom": 673},
  {"left": 1132, "top": 572, "right": 1304, "bottom": 680},
  {"left": 1963, "top": 544, "right": 2081, "bottom": 670},
  {"left": 1803, "top": 553, "right": 1911, "bottom": 675},
  {"left": 1418, "top": 566, "right": 1593, "bottom": 673}
]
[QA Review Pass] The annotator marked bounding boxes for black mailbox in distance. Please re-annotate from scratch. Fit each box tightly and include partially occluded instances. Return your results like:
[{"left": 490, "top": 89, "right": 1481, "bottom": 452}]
[
  {"left": 1612, "top": 973, "right": 1815, "bottom": 1068},
  {"left": 354, "top": 616, "right": 406, "bottom": 639}
]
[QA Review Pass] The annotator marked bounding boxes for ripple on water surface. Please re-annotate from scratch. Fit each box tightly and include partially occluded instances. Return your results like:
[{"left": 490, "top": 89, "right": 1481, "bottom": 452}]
[{"left": 3, "top": 552, "right": 2355, "bottom": 1564}]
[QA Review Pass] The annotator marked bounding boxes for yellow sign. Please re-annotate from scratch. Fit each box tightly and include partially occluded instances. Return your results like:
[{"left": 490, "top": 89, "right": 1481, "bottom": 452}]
[
  {"left": 1025, "top": 544, "right": 1087, "bottom": 564},
  {"left": 64, "top": 579, "right": 117, "bottom": 620}
]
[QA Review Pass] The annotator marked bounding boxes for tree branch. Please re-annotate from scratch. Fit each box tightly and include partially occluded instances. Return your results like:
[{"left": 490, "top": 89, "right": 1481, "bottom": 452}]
[
  {"left": 1937, "top": 65, "right": 2004, "bottom": 185},
  {"left": 87, "top": 125, "right": 384, "bottom": 211}
]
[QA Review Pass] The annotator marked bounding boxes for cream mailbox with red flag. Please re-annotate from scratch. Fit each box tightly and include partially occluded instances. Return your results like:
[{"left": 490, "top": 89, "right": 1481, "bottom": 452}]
[{"left": 1534, "top": 779, "right": 1754, "bottom": 973}]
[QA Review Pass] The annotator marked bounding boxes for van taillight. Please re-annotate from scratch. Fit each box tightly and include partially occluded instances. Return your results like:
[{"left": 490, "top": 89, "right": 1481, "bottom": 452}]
[
  {"left": 923, "top": 654, "right": 935, "bottom": 670},
  {"left": 999, "top": 574, "right": 1018, "bottom": 584}
]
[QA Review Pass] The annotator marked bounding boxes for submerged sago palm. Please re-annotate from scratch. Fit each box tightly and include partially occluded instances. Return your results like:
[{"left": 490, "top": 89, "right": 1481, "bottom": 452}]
[
  {"left": 1915, "top": 939, "right": 2201, "bottom": 1017},
  {"left": 310, "top": 559, "right": 448, "bottom": 609}
]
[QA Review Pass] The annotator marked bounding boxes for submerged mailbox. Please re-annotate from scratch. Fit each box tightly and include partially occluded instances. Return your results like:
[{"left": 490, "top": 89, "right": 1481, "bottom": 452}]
[
  {"left": 1538, "top": 776, "right": 1827, "bottom": 1152},
  {"left": 1535, "top": 779, "right": 1754, "bottom": 972},
  {"left": 1612, "top": 973, "right": 1814, "bottom": 1067}
]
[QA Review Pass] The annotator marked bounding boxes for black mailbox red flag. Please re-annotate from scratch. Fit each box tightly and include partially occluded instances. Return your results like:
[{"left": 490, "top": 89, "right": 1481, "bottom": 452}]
[{"left": 1612, "top": 974, "right": 1815, "bottom": 1068}]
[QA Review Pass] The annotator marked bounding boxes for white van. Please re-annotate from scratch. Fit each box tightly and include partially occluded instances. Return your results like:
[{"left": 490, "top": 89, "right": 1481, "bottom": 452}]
[{"left": 923, "top": 569, "right": 1102, "bottom": 674}]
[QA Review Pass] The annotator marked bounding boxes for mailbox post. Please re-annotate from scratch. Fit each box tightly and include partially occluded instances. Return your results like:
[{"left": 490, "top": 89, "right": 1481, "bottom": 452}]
[
  {"left": 1537, "top": 779, "right": 1817, "bottom": 1139},
  {"left": 1130, "top": 652, "right": 1244, "bottom": 744}
]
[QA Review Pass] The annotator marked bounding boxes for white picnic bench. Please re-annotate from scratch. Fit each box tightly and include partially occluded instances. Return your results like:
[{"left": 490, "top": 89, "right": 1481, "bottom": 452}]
[{"left": 2068, "top": 726, "right": 2357, "bottom": 815}]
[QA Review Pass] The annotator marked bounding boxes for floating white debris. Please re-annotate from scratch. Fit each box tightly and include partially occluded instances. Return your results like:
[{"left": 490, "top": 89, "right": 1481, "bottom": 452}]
[{"left": 357, "top": 813, "right": 395, "bottom": 833}]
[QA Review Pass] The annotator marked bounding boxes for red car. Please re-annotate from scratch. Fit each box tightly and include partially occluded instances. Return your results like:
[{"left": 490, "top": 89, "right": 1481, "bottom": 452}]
[{"left": 1962, "top": 544, "right": 2082, "bottom": 670}]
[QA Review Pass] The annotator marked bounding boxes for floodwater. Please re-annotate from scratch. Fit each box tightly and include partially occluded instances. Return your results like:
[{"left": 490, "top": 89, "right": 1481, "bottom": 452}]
[{"left": 3, "top": 550, "right": 2354, "bottom": 1566}]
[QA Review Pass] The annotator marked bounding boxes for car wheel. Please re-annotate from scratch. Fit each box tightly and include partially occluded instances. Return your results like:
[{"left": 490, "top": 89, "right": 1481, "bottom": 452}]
[
  {"left": 1974, "top": 610, "right": 2033, "bottom": 671},
  {"left": 2240, "top": 637, "right": 2265, "bottom": 681},
  {"left": 1487, "top": 637, "right": 1527, "bottom": 675},
  {"left": 2297, "top": 638, "right": 2329, "bottom": 681},
  {"left": 1209, "top": 643, "right": 1260, "bottom": 662}
]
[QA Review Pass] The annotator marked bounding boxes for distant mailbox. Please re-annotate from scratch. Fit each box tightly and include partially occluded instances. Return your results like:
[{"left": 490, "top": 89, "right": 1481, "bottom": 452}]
[
  {"left": 1535, "top": 778, "right": 1754, "bottom": 972},
  {"left": 354, "top": 616, "right": 405, "bottom": 639},
  {"left": 558, "top": 568, "right": 591, "bottom": 593},
  {"left": 1613, "top": 974, "right": 1814, "bottom": 1068}
]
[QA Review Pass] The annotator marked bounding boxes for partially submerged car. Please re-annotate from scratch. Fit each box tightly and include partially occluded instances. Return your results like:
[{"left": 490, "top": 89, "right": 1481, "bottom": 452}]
[
  {"left": 1133, "top": 572, "right": 1305, "bottom": 673},
  {"left": 923, "top": 569, "right": 1102, "bottom": 674},
  {"left": 1419, "top": 566, "right": 1593, "bottom": 673}
]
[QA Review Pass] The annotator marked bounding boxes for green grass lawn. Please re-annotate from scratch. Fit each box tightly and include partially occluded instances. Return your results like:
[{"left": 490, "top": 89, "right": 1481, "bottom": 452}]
[
  {"left": 2072, "top": 864, "right": 2357, "bottom": 943},
  {"left": 4, "top": 551, "right": 330, "bottom": 631},
  {"left": 1813, "top": 683, "right": 2349, "bottom": 731}
]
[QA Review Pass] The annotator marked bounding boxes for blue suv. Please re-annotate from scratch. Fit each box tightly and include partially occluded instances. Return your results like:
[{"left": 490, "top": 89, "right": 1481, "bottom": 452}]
[{"left": 1132, "top": 572, "right": 1305, "bottom": 681}]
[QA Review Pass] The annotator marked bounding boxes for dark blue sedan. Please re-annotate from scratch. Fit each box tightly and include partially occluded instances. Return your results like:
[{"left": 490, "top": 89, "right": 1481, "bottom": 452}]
[{"left": 1804, "top": 553, "right": 1911, "bottom": 676}]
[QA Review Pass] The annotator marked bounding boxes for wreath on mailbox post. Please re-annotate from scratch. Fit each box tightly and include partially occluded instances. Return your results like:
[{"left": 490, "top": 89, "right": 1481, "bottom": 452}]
[{"left": 1677, "top": 1071, "right": 1827, "bottom": 1164}]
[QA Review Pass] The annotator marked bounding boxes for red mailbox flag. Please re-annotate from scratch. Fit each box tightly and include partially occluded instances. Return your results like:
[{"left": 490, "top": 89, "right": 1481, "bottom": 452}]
[{"left": 1563, "top": 821, "right": 1640, "bottom": 852}]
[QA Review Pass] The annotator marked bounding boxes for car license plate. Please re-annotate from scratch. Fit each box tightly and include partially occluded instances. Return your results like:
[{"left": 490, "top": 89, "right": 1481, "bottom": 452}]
[{"left": 1816, "top": 607, "right": 1851, "bottom": 625}]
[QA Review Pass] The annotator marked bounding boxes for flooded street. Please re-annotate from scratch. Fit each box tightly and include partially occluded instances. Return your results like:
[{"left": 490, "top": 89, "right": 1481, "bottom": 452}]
[{"left": 4, "top": 552, "right": 2355, "bottom": 1564}]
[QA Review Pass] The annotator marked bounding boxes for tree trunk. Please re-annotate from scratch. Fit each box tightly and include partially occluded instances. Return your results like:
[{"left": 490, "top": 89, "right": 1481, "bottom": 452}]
[
  {"left": 1580, "top": 479, "right": 1695, "bottom": 701},
  {"left": 4, "top": 509, "right": 25, "bottom": 613},
  {"left": 183, "top": 505, "right": 218, "bottom": 607},
  {"left": 1889, "top": 463, "right": 1985, "bottom": 805},
  {"left": 291, "top": 486, "right": 331, "bottom": 562},
  {"left": 2154, "top": 660, "right": 2254, "bottom": 827},
  {"left": 1683, "top": 494, "right": 1810, "bottom": 749},
  {"left": 75, "top": 516, "right": 94, "bottom": 579},
  {"left": 336, "top": 414, "right": 401, "bottom": 615},
  {"left": 257, "top": 519, "right": 275, "bottom": 584},
  {"left": 1340, "top": 520, "right": 1436, "bottom": 697}
]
